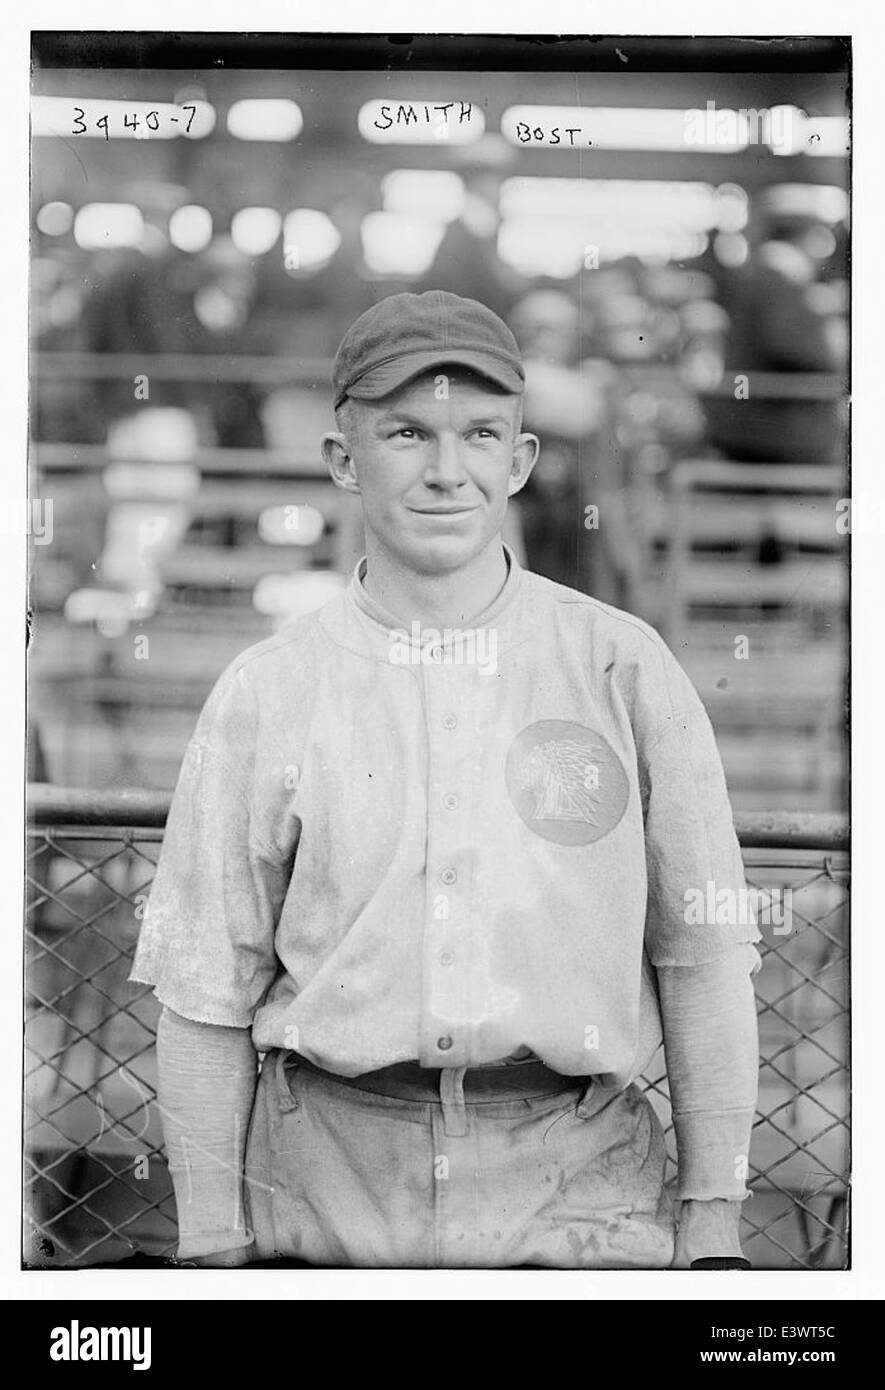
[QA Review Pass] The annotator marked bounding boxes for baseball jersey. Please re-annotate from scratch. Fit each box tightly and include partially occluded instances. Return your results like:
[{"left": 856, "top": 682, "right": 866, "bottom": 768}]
[{"left": 131, "top": 546, "right": 760, "bottom": 1086}]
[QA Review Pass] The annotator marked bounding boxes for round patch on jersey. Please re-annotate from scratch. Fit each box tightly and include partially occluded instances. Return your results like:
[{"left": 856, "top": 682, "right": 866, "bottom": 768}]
[{"left": 505, "top": 719, "right": 629, "bottom": 846}]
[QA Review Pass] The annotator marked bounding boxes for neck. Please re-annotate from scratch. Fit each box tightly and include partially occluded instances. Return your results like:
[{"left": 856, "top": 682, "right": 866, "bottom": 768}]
[{"left": 362, "top": 539, "right": 509, "bottom": 628}]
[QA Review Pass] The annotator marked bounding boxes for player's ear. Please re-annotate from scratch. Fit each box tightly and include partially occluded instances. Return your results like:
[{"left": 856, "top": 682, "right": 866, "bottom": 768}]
[
  {"left": 507, "top": 432, "right": 540, "bottom": 497},
  {"left": 322, "top": 432, "right": 361, "bottom": 495}
]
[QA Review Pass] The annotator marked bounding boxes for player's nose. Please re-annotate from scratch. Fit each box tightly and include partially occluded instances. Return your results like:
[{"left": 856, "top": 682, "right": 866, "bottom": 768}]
[{"left": 423, "top": 433, "right": 468, "bottom": 489}]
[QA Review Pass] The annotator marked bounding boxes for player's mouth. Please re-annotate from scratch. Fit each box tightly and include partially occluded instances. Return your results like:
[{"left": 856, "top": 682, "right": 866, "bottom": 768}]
[{"left": 407, "top": 505, "right": 479, "bottom": 517}]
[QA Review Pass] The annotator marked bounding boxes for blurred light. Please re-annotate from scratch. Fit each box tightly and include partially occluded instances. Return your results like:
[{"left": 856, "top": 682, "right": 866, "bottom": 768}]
[
  {"left": 804, "top": 225, "right": 838, "bottom": 259},
  {"left": 501, "top": 106, "right": 746, "bottom": 153},
  {"left": 714, "top": 232, "right": 750, "bottom": 267},
  {"left": 31, "top": 97, "right": 215, "bottom": 140},
  {"left": 253, "top": 570, "right": 346, "bottom": 620},
  {"left": 361, "top": 212, "right": 445, "bottom": 275},
  {"left": 498, "top": 219, "right": 583, "bottom": 278},
  {"left": 48, "top": 286, "right": 83, "bottom": 329},
  {"left": 36, "top": 201, "right": 74, "bottom": 236},
  {"left": 194, "top": 286, "right": 244, "bottom": 333},
  {"left": 715, "top": 183, "right": 749, "bottom": 233},
  {"left": 769, "top": 110, "right": 850, "bottom": 157},
  {"left": 134, "top": 511, "right": 176, "bottom": 558},
  {"left": 227, "top": 99, "right": 303, "bottom": 141},
  {"left": 639, "top": 233, "right": 708, "bottom": 267},
  {"left": 169, "top": 204, "right": 213, "bottom": 252},
  {"left": 73, "top": 203, "right": 144, "bottom": 250},
  {"left": 497, "top": 177, "right": 723, "bottom": 275},
  {"left": 681, "top": 348, "right": 726, "bottom": 391},
  {"left": 498, "top": 215, "right": 708, "bottom": 277},
  {"left": 803, "top": 116, "right": 850, "bottom": 157},
  {"left": 282, "top": 209, "right": 341, "bottom": 273},
  {"left": 64, "top": 588, "right": 132, "bottom": 636},
  {"left": 762, "top": 183, "right": 849, "bottom": 224},
  {"left": 358, "top": 99, "right": 485, "bottom": 145},
  {"left": 104, "top": 461, "right": 200, "bottom": 501},
  {"left": 500, "top": 178, "right": 721, "bottom": 230},
  {"left": 129, "top": 588, "right": 159, "bottom": 621},
  {"left": 680, "top": 300, "right": 729, "bottom": 335},
  {"left": 258, "top": 504, "right": 326, "bottom": 546},
  {"left": 107, "top": 408, "right": 200, "bottom": 463},
  {"left": 382, "top": 170, "right": 465, "bottom": 222},
  {"left": 230, "top": 207, "right": 282, "bottom": 257}
]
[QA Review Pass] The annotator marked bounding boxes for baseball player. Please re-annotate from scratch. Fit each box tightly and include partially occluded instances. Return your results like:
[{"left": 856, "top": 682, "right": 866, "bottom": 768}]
[{"left": 131, "top": 290, "right": 760, "bottom": 1270}]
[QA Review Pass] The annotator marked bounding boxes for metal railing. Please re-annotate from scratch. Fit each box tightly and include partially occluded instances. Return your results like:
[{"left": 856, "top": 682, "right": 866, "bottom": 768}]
[{"left": 24, "top": 788, "right": 850, "bottom": 1270}]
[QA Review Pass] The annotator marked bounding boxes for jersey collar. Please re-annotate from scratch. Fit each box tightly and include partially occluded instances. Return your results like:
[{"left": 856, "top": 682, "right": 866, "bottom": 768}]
[
  {"left": 351, "top": 544, "right": 522, "bottom": 632},
  {"left": 320, "top": 544, "right": 526, "bottom": 662}
]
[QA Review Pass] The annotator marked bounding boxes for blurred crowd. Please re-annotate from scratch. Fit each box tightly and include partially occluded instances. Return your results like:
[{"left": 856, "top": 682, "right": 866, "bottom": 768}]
[
  {"left": 32, "top": 153, "right": 848, "bottom": 586},
  {"left": 29, "top": 114, "right": 849, "bottom": 806}
]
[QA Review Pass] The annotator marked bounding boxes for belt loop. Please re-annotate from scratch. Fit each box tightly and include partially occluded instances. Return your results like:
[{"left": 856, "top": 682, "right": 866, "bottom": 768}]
[
  {"left": 274, "top": 1050, "right": 300, "bottom": 1113},
  {"left": 439, "top": 1066, "right": 469, "bottom": 1137}
]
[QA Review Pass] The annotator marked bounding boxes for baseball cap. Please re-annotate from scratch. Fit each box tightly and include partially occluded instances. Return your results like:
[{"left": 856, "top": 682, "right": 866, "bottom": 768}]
[{"left": 332, "top": 290, "right": 525, "bottom": 409}]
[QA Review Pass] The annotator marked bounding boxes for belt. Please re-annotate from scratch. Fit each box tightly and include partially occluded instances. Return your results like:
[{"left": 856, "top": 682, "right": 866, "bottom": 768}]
[{"left": 284, "top": 1052, "right": 589, "bottom": 1103}]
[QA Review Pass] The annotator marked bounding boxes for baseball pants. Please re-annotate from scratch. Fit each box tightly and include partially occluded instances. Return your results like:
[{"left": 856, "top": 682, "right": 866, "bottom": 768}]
[{"left": 243, "top": 1050, "right": 675, "bottom": 1268}]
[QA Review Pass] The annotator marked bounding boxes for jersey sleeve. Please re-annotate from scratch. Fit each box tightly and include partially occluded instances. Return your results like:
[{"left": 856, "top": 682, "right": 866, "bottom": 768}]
[
  {"left": 640, "top": 650, "right": 762, "bottom": 968},
  {"left": 130, "top": 661, "right": 292, "bottom": 1027}
]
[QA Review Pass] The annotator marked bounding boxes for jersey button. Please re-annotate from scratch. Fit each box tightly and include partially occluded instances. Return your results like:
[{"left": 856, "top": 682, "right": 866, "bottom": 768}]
[
  {"left": 442, "top": 714, "right": 457, "bottom": 730},
  {"left": 437, "top": 1035, "right": 453, "bottom": 1051},
  {"left": 440, "top": 867, "right": 457, "bottom": 885},
  {"left": 439, "top": 951, "right": 454, "bottom": 966},
  {"left": 442, "top": 793, "right": 459, "bottom": 811}
]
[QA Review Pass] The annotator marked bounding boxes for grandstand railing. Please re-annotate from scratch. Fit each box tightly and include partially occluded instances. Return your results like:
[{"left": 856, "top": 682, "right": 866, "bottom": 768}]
[
  {"left": 33, "top": 355, "right": 845, "bottom": 397},
  {"left": 34, "top": 352, "right": 332, "bottom": 386},
  {"left": 25, "top": 788, "right": 850, "bottom": 1270}
]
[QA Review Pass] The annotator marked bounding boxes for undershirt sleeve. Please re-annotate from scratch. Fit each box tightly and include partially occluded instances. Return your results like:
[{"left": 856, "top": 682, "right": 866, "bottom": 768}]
[
  {"left": 156, "top": 1007, "right": 259, "bottom": 1261},
  {"left": 656, "top": 942, "right": 760, "bottom": 1202}
]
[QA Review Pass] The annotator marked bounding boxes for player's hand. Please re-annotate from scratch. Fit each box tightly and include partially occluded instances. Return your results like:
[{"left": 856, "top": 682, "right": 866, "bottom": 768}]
[{"left": 671, "top": 1198, "right": 749, "bottom": 1270}]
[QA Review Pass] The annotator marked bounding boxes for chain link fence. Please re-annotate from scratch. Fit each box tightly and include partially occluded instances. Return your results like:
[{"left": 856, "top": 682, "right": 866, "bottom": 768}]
[{"left": 24, "top": 788, "right": 849, "bottom": 1270}]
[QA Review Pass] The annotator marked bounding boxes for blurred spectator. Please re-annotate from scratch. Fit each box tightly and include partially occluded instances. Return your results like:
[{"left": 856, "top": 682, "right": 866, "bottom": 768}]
[
  {"left": 508, "top": 289, "right": 616, "bottom": 595},
  {"left": 418, "top": 139, "right": 525, "bottom": 320},
  {"left": 706, "top": 190, "right": 848, "bottom": 464},
  {"left": 82, "top": 234, "right": 266, "bottom": 448},
  {"left": 260, "top": 176, "right": 383, "bottom": 359}
]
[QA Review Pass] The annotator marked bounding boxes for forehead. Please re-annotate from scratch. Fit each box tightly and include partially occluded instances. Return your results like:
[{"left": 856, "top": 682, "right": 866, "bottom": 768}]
[{"left": 367, "top": 369, "right": 521, "bottom": 417}]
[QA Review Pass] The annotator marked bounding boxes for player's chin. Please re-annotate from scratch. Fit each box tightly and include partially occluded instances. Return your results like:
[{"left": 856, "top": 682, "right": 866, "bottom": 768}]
[{"left": 398, "top": 523, "right": 488, "bottom": 574}]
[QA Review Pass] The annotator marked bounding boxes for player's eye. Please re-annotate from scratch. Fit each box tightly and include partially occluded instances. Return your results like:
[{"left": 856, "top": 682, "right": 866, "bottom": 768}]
[{"left": 471, "top": 428, "right": 500, "bottom": 440}]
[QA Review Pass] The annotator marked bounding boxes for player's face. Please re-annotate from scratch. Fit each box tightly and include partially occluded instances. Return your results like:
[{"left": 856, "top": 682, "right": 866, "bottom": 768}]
[{"left": 323, "top": 371, "right": 539, "bottom": 576}]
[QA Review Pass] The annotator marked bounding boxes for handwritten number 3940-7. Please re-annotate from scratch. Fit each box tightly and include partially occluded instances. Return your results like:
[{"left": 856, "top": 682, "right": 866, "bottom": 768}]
[{"left": 69, "top": 106, "right": 195, "bottom": 138}]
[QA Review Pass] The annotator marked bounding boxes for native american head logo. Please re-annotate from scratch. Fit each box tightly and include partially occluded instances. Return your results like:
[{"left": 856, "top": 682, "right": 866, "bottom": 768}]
[
  {"left": 519, "top": 738, "right": 605, "bottom": 825},
  {"left": 505, "top": 720, "right": 629, "bottom": 846}
]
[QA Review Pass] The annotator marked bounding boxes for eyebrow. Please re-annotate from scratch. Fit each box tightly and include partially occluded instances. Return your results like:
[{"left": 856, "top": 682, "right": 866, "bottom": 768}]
[{"left": 374, "top": 411, "right": 426, "bottom": 426}]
